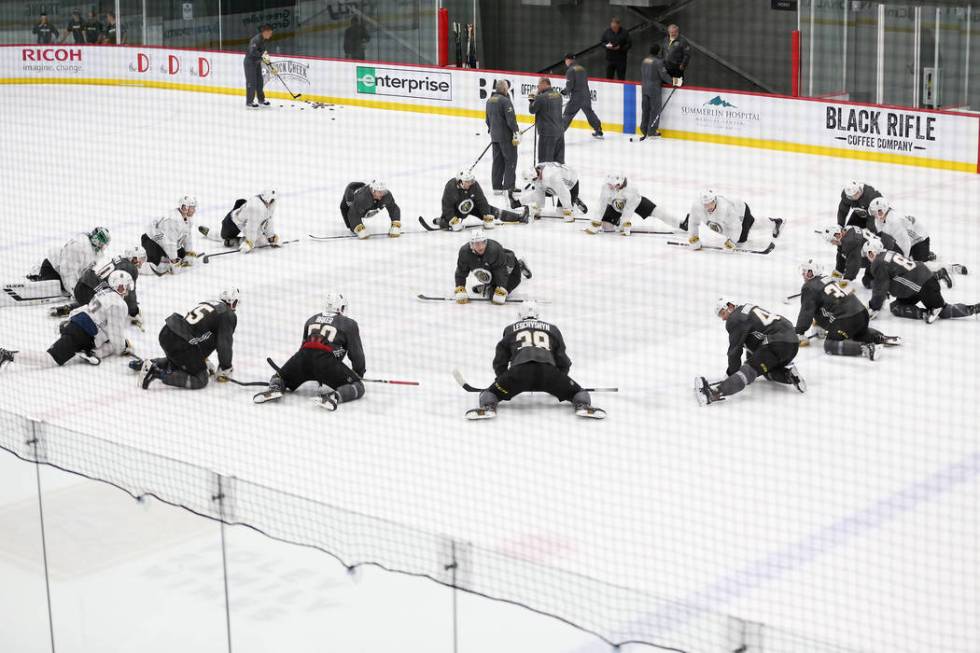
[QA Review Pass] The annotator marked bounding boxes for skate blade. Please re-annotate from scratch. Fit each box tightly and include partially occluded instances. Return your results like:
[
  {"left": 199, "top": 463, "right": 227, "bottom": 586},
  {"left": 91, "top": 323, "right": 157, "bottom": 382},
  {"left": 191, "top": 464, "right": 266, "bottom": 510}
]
[
  {"left": 465, "top": 408, "right": 495, "bottom": 420},
  {"left": 575, "top": 407, "right": 606, "bottom": 419}
]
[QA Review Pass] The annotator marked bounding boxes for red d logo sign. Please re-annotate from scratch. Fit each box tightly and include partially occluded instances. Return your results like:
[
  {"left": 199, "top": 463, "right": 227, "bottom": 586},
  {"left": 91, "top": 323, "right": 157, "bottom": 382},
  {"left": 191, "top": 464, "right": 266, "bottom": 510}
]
[
  {"left": 198, "top": 57, "right": 210, "bottom": 78},
  {"left": 168, "top": 55, "right": 180, "bottom": 75},
  {"left": 137, "top": 53, "right": 149, "bottom": 72}
]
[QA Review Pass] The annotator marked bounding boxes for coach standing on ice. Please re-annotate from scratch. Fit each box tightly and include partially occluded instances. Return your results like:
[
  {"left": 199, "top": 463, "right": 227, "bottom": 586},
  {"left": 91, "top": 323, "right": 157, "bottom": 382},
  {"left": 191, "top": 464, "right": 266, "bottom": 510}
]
[
  {"left": 639, "top": 44, "right": 673, "bottom": 140},
  {"left": 486, "top": 80, "right": 520, "bottom": 194},
  {"left": 562, "top": 54, "right": 603, "bottom": 139},
  {"left": 529, "top": 77, "right": 564, "bottom": 164},
  {"left": 244, "top": 24, "right": 274, "bottom": 108}
]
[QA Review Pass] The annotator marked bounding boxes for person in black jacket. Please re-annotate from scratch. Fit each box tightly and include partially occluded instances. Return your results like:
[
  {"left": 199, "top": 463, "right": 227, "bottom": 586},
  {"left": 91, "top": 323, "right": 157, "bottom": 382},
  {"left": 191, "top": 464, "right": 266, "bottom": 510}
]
[
  {"left": 63, "top": 12, "right": 84, "bottom": 44},
  {"left": 33, "top": 13, "right": 59, "bottom": 44},
  {"left": 639, "top": 44, "right": 673, "bottom": 139},
  {"left": 529, "top": 77, "right": 565, "bottom": 164},
  {"left": 600, "top": 17, "right": 631, "bottom": 80},
  {"left": 244, "top": 24, "right": 273, "bottom": 108},
  {"left": 562, "top": 54, "right": 603, "bottom": 138},
  {"left": 82, "top": 11, "right": 102, "bottom": 44},
  {"left": 485, "top": 80, "right": 520, "bottom": 193},
  {"left": 138, "top": 289, "right": 240, "bottom": 389},
  {"left": 661, "top": 24, "right": 691, "bottom": 80},
  {"left": 343, "top": 16, "right": 370, "bottom": 60}
]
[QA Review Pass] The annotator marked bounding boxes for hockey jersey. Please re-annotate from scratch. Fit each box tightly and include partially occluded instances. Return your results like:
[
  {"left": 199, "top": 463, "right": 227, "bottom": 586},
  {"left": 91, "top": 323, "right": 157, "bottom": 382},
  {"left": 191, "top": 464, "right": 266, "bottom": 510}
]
[
  {"left": 165, "top": 300, "right": 237, "bottom": 370},
  {"left": 455, "top": 239, "right": 517, "bottom": 289},
  {"left": 795, "top": 275, "right": 866, "bottom": 335},
  {"left": 300, "top": 312, "right": 366, "bottom": 377},
  {"left": 868, "top": 251, "right": 934, "bottom": 311},
  {"left": 687, "top": 195, "right": 747, "bottom": 241},
  {"left": 230, "top": 195, "right": 277, "bottom": 244},
  {"left": 493, "top": 318, "right": 571, "bottom": 376},
  {"left": 69, "top": 286, "right": 129, "bottom": 358},
  {"left": 875, "top": 209, "right": 928, "bottom": 257},
  {"left": 146, "top": 209, "right": 194, "bottom": 260},
  {"left": 725, "top": 304, "right": 796, "bottom": 375},
  {"left": 46, "top": 234, "right": 99, "bottom": 292}
]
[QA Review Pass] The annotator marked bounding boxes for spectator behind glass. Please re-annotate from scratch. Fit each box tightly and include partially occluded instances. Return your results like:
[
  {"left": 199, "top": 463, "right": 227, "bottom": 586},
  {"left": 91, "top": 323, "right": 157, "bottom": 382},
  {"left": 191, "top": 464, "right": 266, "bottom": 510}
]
[
  {"left": 661, "top": 24, "right": 692, "bottom": 80},
  {"left": 33, "top": 13, "right": 59, "bottom": 44},
  {"left": 600, "top": 17, "right": 631, "bottom": 80},
  {"left": 83, "top": 10, "right": 103, "bottom": 44},
  {"left": 63, "top": 12, "right": 84, "bottom": 43},
  {"left": 343, "top": 15, "right": 370, "bottom": 60},
  {"left": 101, "top": 12, "right": 119, "bottom": 44}
]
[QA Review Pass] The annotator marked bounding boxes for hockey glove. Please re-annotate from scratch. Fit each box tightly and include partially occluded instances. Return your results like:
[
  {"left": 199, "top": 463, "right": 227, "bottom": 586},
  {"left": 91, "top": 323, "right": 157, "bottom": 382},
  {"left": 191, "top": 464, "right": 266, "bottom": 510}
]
[
  {"left": 688, "top": 234, "right": 702, "bottom": 250},
  {"left": 512, "top": 132, "right": 521, "bottom": 146},
  {"left": 185, "top": 250, "right": 200, "bottom": 258},
  {"left": 216, "top": 367, "right": 233, "bottom": 383},
  {"left": 177, "top": 257, "right": 194, "bottom": 268},
  {"left": 261, "top": 52, "right": 271, "bottom": 66},
  {"left": 449, "top": 217, "right": 463, "bottom": 232},
  {"left": 268, "top": 234, "right": 281, "bottom": 247},
  {"left": 240, "top": 239, "right": 255, "bottom": 254},
  {"left": 388, "top": 221, "right": 401, "bottom": 238},
  {"left": 798, "top": 335, "right": 810, "bottom": 347},
  {"left": 491, "top": 287, "right": 508, "bottom": 305},
  {"left": 585, "top": 220, "right": 602, "bottom": 235},
  {"left": 831, "top": 270, "right": 843, "bottom": 280},
  {"left": 562, "top": 209, "right": 575, "bottom": 223},
  {"left": 454, "top": 286, "right": 468, "bottom": 304},
  {"left": 723, "top": 239, "right": 737, "bottom": 251},
  {"left": 482, "top": 215, "right": 495, "bottom": 229}
]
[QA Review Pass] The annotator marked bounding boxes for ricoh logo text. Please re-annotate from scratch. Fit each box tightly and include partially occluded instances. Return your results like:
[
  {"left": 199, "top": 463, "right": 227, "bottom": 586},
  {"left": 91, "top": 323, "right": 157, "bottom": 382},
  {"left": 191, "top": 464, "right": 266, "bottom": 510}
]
[{"left": 21, "top": 48, "right": 81, "bottom": 62}]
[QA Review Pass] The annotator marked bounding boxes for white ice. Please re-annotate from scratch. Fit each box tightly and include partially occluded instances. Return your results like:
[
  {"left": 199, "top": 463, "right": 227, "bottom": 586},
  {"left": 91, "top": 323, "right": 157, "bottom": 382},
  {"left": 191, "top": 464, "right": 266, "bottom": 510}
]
[{"left": 1, "top": 85, "right": 979, "bottom": 653}]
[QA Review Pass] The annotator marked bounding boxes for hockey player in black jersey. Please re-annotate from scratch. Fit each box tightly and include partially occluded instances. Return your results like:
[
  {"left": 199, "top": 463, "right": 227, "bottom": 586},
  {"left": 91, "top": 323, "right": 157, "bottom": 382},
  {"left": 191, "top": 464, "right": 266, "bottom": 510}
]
[
  {"left": 50, "top": 246, "right": 146, "bottom": 323},
  {"left": 864, "top": 242, "right": 978, "bottom": 324},
  {"left": 138, "top": 289, "right": 239, "bottom": 389},
  {"left": 824, "top": 225, "right": 900, "bottom": 288},
  {"left": 795, "top": 259, "right": 899, "bottom": 360},
  {"left": 466, "top": 303, "right": 602, "bottom": 419},
  {"left": 254, "top": 292, "right": 366, "bottom": 411},
  {"left": 696, "top": 299, "right": 805, "bottom": 406},
  {"left": 454, "top": 229, "right": 531, "bottom": 305},
  {"left": 837, "top": 180, "right": 882, "bottom": 228},
  {"left": 340, "top": 180, "right": 401, "bottom": 239},
  {"left": 431, "top": 171, "right": 528, "bottom": 231}
]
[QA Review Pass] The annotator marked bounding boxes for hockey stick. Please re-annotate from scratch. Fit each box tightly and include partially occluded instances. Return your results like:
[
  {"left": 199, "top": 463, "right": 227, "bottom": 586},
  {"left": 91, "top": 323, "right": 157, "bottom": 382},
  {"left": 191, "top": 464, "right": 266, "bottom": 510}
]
[
  {"left": 224, "top": 377, "right": 269, "bottom": 387},
  {"left": 630, "top": 229, "right": 677, "bottom": 235},
  {"left": 417, "top": 293, "right": 538, "bottom": 304},
  {"left": 268, "top": 355, "right": 416, "bottom": 387},
  {"left": 666, "top": 240, "right": 775, "bottom": 255},
  {"left": 467, "top": 143, "right": 492, "bottom": 173},
  {"left": 629, "top": 85, "right": 678, "bottom": 142},
  {"left": 783, "top": 292, "right": 801, "bottom": 304},
  {"left": 264, "top": 61, "right": 302, "bottom": 99},
  {"left": 202, "top": 239, "right": 298, "bottom": 263},
  {"left": 452, "top": 369, "right": 617, "bottom": 393}
]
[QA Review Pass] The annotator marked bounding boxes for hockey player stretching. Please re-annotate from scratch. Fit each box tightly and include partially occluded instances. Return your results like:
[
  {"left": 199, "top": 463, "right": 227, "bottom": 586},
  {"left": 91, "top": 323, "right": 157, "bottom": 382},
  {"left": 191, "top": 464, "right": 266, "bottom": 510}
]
[
  {"left": 466, "top": 303, "right": 603, "bottom": 420},
  {"left": 29, "top": 226, "right": 110, "bottom": 293},
  {"left": 254, "top": 292, "right": 366, "bottom": 411},
  {"left": 864, "top": 242, "right": 977, "bottom": 324},
  {"left": 684, "top": 189, "right": 782, "bottom": 251},
  {"left": 586, "top": 174, "right": 670, "bottom": 236},
  {"left": 696, "top": 300, "right": 805, "bottom": 406},
  {"left": 141, "top": 196, "right": 199, "bottom": 275},
  {"left": 340, "top": 180, "right": 401, "bottom": 239},
  {"left": 454, "top": 230, "right": 531, "bottom": 305},
  {"left": 51, "top": 246, "right": 145, "bottom": 324},
  {"left": 138, "top": 289, "right": 239, "bottom": 389},
  {"left": 1, "top": 270, "right": 134, "bottom": 369},
  {"left": 794, "top": 259, "right": 899, "bottom": 360},
  {"left": 512, "top": 163, "right": 587, "bottom": 222},
  {"left": 204, "top": 190, "right": 280, "bottom": 253},
  {"left": 433, "top": 171, "right": 527, "bottom": 231}
]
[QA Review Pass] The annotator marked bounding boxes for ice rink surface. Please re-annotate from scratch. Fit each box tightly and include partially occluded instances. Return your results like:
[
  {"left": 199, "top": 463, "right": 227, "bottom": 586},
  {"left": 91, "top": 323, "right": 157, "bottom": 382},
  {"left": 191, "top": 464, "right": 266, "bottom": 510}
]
[{"left": 1, "top": 85, "right": 979, "bottom": 652}]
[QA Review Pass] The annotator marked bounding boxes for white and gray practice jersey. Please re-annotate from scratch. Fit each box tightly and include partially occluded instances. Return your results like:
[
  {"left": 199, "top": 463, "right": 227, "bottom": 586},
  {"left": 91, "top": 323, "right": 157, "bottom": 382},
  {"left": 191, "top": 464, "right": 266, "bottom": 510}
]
[
  {"left": 687, "top": 194, "right": 747, "bottom": 241},
  {"left": 520, "top": 163, "right": 578, "bottom": 210},
  {"left": 146, "top": 209, "right": 194, "bottom": 260},
  {"left": 47, "top": 234, "right": 98, "bottom": 292},
  {"left": 598, "top": 180, "right": 642, "bottom": 217},
  {"left": 875, "top": 209, "right": 928, "bottom": 257},
  {"left": 231, "top": 195, "right": 276, "bottom": 243},
  {"left": 69, "top": 286, "right": 129, "bottom": 358}
]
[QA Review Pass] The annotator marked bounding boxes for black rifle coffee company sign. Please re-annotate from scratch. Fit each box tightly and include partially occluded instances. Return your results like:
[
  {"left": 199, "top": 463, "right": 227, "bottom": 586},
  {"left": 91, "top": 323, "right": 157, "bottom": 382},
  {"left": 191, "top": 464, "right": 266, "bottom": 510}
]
[{"left": 825, "top": 106, "right": 937, "bottom": 153}]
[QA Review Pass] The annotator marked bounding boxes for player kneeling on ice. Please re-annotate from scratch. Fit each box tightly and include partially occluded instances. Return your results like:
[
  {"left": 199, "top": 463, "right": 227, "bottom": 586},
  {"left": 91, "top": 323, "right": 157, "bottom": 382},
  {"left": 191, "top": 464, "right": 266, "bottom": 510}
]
[
  {"left": 586, "top": 174, "right": 671, "bottom": 236},
  {"left": 1, "top": 271, "right": 134, "bottom": 370},
  {"left": 201, "top": 190, "right": 280, "bottom": 254},
  {"left": 837, "top": 180, "right": 882, "bottom": 229},
  {"left": 141, "top": 196, "right": 200, "bottom": 275},
  {"left": 511, "top": 163, "right": 587, "bottom": 222},
  {"left": 137, "top": 289, "right": 239, "bottom": 389},
  {"left": 696, "top": 300, "right": 805, "bottom": 406},
  {"left": 466, "top": 303, "right": 603, "bottom": 420},
  {"left": 340, "top": 180, "right": 401, "bottom": 239},
  {"left": 864, "top": 241, "right": 978, "bottom": 325},
  {"left": 454, "top": 229, "right": 530, "bottom": 305},
  {"left": 867, "top": 198, "right": 967, "bottom": 282},
  {"left": 27, "top": 226, "right": 111, "bottom": 295},
  {"left": 795, "top": 259, "right": 899, "bottom": 360},
  {"left": 51, "top": 246, "right": 146, "bottom": 326},
  {"left": 823, "top": 225, "right": 901, "bottom": 289},
  {"left": 431, "top": 171, "right": 527, "bottom": 231},
  {"left": 683, "top": 189, "right": 782, "bottom": 251},
  {"left": 254, "top": 292, "right": 366, "bottom": 411}
]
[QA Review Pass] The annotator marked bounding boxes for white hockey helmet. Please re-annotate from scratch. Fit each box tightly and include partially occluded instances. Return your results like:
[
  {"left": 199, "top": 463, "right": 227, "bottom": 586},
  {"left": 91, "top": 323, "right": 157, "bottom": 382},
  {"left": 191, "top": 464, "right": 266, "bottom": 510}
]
[
  {"left": 179, "top": 195, "right": 198, "bottom": 210},
  {"left": 259, "top": 189, "right": 277, "bottom": 204},
  {"left": 107, "top": 269, "right": 134, "bottom": 294},
  {"left": 219, "top": 287, "right": 240, "bottom": 309},
  {"left": 843, "top": 180, "right": 863, "bottom": 199},
  {"left": 455, "top": 170, "right": 476, "bottom": 185},
  {"left": 518, "top": 302, "right": 540, "bottom": 321},
  {"left": 861, "top": 237, "right": 884, "bottom": 259},
  {"left": 469, "top": 228, "right": 488, "bottom": 246},
  {"left": 700, "top": 188, "right": 718, "bottom": 206},
  {"left": 868, "top": 197, "right": 890, "bottom": 220},
  {"left": 520, "top": 167, "right": 538, "bottom": 184},
  {"left": 125, "top": 245, "right": 147, "bottom": 264},
  {"left": 799, "top": 258, "right": 823, "bottom": 277},
  {"left": 369, "top": 179, "right": 388, "bottom": 193},
  {"left": 324, "top": 291, "right": 348, "bottom": 315},
  {"left": 715, "top": 297, "right": 736, "bottom": 317},
  {"left": 820, "top": 225, "right": 845, "bottom": 244},
  {"left": 605, "top": 174, "right": 626, "bottom": 190}
]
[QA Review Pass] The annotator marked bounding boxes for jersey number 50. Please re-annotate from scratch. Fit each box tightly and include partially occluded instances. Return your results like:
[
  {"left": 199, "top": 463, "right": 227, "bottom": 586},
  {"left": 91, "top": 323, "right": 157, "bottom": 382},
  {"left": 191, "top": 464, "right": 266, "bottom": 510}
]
[{"left": 307, "top": 323, "right": 338, "bottom": 343}]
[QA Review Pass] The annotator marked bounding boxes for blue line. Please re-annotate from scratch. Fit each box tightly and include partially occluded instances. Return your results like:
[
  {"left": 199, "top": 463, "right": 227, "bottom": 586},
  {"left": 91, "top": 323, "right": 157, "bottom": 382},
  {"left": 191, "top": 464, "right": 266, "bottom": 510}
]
[{"left": 622, "top": 85, "right": 636, "bottom": 135}]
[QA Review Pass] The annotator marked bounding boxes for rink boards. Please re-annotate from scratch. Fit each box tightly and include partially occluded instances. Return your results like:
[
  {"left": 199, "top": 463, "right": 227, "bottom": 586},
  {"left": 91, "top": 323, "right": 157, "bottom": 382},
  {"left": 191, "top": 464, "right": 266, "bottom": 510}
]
[{"left": 2, "top": 44, "right": 978, "bottom": 173}]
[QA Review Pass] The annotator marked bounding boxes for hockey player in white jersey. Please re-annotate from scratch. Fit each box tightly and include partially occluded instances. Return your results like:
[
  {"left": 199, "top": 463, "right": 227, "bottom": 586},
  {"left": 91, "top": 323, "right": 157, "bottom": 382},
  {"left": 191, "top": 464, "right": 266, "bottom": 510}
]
[
  {"left": 141, "top": 196, "right": 199, "bottom": 275},
  {"left": 868, "top": 197, "right": 934, "bottom": 262},
  {"left": 511, "top": 163, "right": 587, "bottom": 222},
  {"left": 28, "top": 226, "right": 110, "bottom": 295},
  {"left": 683, "top": 189, "right": 782, "bottom": 251},
  {"left": 220, "top": 190, "right": 280, "bottom": 254},
  {"left": 0, "top": 270, "right": 133, "bottom": 369},
  {"left": 586, "top": 174, "right": 672, "bottom": 236}
]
